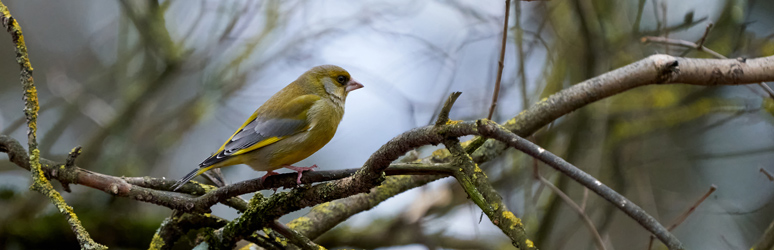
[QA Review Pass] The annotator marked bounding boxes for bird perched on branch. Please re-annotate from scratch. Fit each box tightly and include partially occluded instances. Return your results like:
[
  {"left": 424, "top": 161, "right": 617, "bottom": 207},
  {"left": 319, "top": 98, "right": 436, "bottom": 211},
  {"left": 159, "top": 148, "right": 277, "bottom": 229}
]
[{"left": 171, "top": 65, "right": 363, "bottom": 191}]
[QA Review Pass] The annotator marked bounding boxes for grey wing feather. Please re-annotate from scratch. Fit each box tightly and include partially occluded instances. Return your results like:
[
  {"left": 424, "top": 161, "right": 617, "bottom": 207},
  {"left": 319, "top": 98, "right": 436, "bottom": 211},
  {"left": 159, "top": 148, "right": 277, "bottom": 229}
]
[{"left": 199, "top": 118, "right": 307, "bottom": 167}]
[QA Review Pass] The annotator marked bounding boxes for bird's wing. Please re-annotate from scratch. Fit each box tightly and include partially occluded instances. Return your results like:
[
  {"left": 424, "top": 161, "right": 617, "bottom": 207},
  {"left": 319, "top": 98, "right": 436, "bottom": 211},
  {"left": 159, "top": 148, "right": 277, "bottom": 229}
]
[{"left": 199, "top": 94, "right": 321, "bottom": 167}]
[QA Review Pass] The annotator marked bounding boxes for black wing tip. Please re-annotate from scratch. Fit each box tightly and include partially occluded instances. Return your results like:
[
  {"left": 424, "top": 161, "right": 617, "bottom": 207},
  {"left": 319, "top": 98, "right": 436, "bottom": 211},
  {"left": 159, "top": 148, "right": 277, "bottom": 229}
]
[
  {"left": 171, "top": 168, "right": 201, "bottom": 191},
  {"left": 199, "top": 151, "right": 228, "bottom": 169}
]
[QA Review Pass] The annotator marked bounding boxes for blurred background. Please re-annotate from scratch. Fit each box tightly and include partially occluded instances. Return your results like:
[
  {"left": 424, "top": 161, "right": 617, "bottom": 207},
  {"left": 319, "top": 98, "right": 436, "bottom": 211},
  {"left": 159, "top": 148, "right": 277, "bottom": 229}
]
[{"left": 1, "top": 0, "right": 773, "bottom": 249}]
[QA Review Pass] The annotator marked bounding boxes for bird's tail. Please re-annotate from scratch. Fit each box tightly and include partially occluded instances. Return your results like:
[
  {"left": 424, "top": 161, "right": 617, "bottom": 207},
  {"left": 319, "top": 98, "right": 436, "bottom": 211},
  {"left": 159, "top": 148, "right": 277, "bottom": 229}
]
[{"left": 171, "top": 165, "right": 214, "bottom": 191}]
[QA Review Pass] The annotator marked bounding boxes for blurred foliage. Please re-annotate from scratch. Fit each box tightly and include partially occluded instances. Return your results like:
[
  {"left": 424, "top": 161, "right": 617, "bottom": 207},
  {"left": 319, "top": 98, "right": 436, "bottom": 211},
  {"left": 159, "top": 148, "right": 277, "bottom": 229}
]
[{"left": 0, "top": 0, "right": 773, "bottom": 249}]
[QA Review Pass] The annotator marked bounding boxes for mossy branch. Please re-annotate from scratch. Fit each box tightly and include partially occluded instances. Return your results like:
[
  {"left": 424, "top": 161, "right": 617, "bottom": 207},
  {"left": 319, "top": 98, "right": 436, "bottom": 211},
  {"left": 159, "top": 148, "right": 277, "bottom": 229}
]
[
  {"left": 0, "top": 2, "right": 107, "bottom": 249},
  {"left": 440, "top": 92, "right": 536, "bottom": 249},
  {"left": 149, "top": 211, "right": 229, "bottom": 250},
  {"left": 446, "top": 136, "right": 536, "bottom": 249}
]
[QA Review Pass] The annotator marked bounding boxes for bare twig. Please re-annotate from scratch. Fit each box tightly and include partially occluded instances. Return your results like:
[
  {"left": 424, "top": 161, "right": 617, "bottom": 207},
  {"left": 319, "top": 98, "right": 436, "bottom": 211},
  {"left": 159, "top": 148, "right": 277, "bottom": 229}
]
[
  {"left": 661, "top": 1, "right": 669, "bottom": 54},
  {"left": 648, "top": 185, "right": 716, "bottom": 249},
  {"left": 695, "top": 23, "right": 713, "bottom": 48},
  {"left": 487, "top": 0, "right": 511, "bottom": 120},
  {"left": 537, "top": 175, "right": 606, "bottom": 250},
  {"left": 435, "top": 92, "right": 462, "bottom": 126},
  {"left": 0, "top": 3, "right": 107, "bottom": 250},
  {"left": 515, "top": 0, "right": 529, "bottom": 110},
  {"left": 59, "top": 146, "right": 82, "bottom": 192},
  {"left": 761, "top": 168, "right": 774, "bottom": 182},
  {"left": 642, "top": 36, "right": 725, "bottom": 59},
  {"left": 667, "top": 185, "right": 717, "bottom": 231},
  {"left": 632, "top": 0, "right": 646, "bottom": 33}
]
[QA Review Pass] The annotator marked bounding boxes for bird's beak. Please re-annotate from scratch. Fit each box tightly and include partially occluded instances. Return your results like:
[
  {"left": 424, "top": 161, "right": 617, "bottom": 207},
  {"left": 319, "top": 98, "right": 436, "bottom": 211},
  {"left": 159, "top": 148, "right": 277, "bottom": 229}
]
[{"left": 345, "top": 78, "right": 364, "bottom": 92}]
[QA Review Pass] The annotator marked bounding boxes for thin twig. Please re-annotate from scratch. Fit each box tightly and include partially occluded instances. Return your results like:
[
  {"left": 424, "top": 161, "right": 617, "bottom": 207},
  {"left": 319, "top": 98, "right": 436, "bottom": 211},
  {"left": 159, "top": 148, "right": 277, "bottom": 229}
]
[
  {"left": 538, "top": 175, "right": 606, "bottom": 250},
  {"left": 695, "top": 23, "right": 713, "bottom": 48},
  {"left": 667, "top": 185, "right": 717, "bottom": 231},
  {"left": 648, "top": 185, "right": 717, "bottom": 249},
  {"left": 642, "top": 36, "right": 725, "bottom": 59},
  {"left": 760, "top": 168, "right": 774, "bottom": 182},
  {"left": 515, "top": 0, "right": 529, "bottom": 110},
  {"left": 436, "top": 92, "right": 462, "bottom": 126},
  {"left": 60, "top": 146, "right": 82, "bottom": 192},
  {"left": 487, "top": 0, "right": 511, "bottom": 120},
  {"left": 661, "top": 1, "right": 669, "bottom": 54}
]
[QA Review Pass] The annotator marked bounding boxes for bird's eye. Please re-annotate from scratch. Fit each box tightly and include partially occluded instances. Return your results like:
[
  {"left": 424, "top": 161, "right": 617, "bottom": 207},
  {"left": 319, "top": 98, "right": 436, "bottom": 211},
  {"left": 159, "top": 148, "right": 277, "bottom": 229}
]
[{"left": 336, "top": 75, "right": 347, "bottom": 84}]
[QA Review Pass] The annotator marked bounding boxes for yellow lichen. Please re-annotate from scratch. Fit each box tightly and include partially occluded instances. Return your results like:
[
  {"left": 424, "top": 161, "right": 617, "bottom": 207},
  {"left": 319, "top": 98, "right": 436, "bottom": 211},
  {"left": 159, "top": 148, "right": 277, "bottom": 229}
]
[
  {"left": 445, "top": 119, "right": 462, "bottom": 125},
  {"left": 149, "top": 233, "right": 165, "bottom": 250},
  {"left": 274, "top": 236, "right": 288, "bottom": 246},
  {"left": 525, "top": 239, "right": 534, "bottom": 248},
  {"left": 502, "top": 211, "right": 523, "bottom": 229},
  {"left": 313, "top": 202, "right": 335, "bottom": 214},
  {"left": 288, "top": 216, "right": 311, "bottom": 230}
]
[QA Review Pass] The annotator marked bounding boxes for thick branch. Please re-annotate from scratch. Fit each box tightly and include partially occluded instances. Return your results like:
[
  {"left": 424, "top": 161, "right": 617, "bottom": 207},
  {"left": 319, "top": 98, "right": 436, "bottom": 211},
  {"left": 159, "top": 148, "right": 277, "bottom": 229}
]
[{"left": 287, "top": 175, "right": 442, "bottom": 240}]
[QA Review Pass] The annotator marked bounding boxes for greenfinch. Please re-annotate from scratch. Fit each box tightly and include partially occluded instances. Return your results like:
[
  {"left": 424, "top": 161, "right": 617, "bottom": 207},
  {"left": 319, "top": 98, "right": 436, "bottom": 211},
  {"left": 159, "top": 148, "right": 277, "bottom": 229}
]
[{"left": 172, "top": 65, "right": 363, "bottom": 191}]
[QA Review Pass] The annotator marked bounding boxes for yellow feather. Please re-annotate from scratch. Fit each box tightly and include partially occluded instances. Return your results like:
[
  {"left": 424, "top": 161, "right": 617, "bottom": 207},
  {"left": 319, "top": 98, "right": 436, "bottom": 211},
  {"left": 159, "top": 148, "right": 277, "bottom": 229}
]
[{"left": 231, "top": 136, "right": 283, "bottom": 156}]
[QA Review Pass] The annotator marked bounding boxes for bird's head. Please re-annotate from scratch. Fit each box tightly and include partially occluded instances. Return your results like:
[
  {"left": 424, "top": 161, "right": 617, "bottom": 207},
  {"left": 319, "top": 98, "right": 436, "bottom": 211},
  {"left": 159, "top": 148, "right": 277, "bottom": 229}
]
[{"left": 305, "top": 65, "right": 363, "bottom": 103}]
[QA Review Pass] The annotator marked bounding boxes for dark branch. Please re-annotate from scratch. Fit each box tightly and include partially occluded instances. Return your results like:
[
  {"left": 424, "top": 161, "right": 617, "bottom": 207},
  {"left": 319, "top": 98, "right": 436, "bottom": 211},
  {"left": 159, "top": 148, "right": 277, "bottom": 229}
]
[{"left": 475, "top": 120, "right": 683, "bottom": 250}]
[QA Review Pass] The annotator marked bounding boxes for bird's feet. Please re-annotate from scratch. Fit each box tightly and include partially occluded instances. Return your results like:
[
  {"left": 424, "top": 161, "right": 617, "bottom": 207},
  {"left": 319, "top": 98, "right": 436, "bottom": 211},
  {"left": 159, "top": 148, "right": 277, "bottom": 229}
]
[
  {"left": 284, "top": 164, "right": 318, "bottom": 184},
  {"left": 260, "top": 171, "right": 280, "bottom": 183}
]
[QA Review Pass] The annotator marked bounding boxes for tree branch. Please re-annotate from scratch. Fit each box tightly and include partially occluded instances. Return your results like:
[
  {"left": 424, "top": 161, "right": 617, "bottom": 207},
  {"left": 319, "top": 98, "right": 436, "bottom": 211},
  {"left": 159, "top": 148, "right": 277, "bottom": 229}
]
[
  {"left": 286, "top": 54, "right": 774, "bottom": 247},
  {"left": 475, "top": 120, "right": 683, "bottom": 250},
  {"left": 0, "top": 3, "right": 106, "bottom": 250},
  {"left": 445, "top": 136, "right": 536, "bottom": 249},
  {"left": 642, "top": 35, "right": 774, "bottom": 98}
]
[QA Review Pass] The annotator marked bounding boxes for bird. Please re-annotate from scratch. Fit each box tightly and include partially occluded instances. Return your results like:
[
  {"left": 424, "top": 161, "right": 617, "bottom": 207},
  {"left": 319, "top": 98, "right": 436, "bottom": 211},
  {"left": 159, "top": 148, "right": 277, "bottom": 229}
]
[{"left": 171, "top": 65, "right": 363, "bottom": 191}]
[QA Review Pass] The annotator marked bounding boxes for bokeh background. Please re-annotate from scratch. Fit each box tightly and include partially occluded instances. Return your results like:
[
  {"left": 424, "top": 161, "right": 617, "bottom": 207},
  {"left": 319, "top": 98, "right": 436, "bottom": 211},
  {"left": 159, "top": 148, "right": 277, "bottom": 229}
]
[{"left": 1, "top": 0, "right": 773, "bottom": 249}]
